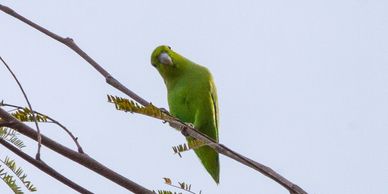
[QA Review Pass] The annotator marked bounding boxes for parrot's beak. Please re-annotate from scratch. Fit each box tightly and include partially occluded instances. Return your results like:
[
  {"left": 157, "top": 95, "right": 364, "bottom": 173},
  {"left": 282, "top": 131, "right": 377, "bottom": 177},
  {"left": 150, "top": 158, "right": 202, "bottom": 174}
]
[{"left": 158, "top": 52, "right": 173, "bottom": 66}]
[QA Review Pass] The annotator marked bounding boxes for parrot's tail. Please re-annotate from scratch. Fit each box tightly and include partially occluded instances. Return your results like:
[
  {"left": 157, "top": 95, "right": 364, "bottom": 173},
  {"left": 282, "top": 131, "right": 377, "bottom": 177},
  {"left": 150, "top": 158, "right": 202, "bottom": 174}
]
[{"left": 190, "top": 138, "right": 220, "bottom": 184}]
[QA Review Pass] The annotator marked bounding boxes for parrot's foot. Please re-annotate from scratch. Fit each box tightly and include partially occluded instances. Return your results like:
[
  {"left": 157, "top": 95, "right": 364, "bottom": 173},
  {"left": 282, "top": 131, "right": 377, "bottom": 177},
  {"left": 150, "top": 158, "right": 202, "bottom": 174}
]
[
  {"left": 159, "top": 107, "right": 170, "bottom": 123},
  {"left": 159, "top": 107, "right": 170, "bottom": 115},
  {"left": 185, "top": 122, "right": 195, "bottom": 128}
]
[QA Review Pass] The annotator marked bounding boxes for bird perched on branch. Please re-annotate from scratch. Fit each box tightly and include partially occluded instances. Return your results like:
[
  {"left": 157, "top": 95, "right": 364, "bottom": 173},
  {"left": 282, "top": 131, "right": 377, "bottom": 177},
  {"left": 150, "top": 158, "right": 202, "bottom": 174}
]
[{"left": 151, "top": 45, "right": 220, "bottom": 183}]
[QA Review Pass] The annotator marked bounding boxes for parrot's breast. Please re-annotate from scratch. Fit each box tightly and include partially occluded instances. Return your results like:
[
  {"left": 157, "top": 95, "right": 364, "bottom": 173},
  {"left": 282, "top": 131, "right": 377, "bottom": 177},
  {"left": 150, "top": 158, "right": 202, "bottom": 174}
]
[{"left": 167, "top": 85, "right": 196, "bottom": 124}]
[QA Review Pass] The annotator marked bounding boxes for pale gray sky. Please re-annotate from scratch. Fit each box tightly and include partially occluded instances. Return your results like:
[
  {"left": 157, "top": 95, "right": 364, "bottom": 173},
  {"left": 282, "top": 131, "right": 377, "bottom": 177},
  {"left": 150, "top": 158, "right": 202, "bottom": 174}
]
[{"left": 1, "top": 1, "right": 388, "bottom": 194}]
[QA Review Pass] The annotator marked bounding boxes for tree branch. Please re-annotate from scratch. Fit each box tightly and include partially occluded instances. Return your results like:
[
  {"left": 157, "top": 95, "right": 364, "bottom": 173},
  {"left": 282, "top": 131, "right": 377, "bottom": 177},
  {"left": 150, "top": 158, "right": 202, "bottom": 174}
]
[
  {"left": 0, "top": 121, "right": 12, "bottom": 128},
  {"left": 0, "top": 107, "right": 153, "bottom": 194},
  {"left": 0, "top": 138, "right": 93, "bottom": 194},
  {"left": 0, "top": 4, "right": 308, "bottom": 194}
]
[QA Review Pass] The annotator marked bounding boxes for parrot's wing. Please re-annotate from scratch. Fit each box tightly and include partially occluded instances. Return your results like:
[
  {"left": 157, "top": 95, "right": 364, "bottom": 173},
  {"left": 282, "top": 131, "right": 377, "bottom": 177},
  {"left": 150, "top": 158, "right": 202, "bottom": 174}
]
[{"left": 210, "top": 80, "right": 219, "bottom": 140}]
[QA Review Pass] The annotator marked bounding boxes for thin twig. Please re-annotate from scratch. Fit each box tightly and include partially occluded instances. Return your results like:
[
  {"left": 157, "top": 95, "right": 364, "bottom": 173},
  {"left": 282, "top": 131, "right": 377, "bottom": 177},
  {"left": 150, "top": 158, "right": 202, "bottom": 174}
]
[
  {"left": 5, "top": 108, "right": 19, "bottom": 113},
  {"left": 0, "top": 107, "right": 153, "bottom": 194},
  {"left": 164, "top": 181, "right": 196, "bottom": 194},
  {"left": 0, "top": 138, "right": 93, "bottom": 194},
  {"left": 0, "top": 56, "right": 43, "bottom": 160},
  {"left": 166, "top": 184, "right": 196, "bottom": 194},
  {"left": 0, "top": 4, "right": 308, "bottom": 194},
  {"left": 1, "top": 102, "right": 84, "bottom": 153}
]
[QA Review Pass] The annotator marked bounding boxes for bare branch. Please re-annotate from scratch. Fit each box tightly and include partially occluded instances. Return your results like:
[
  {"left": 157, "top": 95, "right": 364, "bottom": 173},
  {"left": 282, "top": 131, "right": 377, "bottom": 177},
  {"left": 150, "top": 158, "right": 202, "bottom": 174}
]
[
  {"left": 0, "top": 121, "right": 12, "bottom": 127},
  {"left": 0, "top": 4, "right": 308, "bottom": 194},
  {"left": 1, "top": 102, "right": 84, "bottom": 153},
  {"left": 0, "top": 56, "right": 43, "bottom": 160},
  {"left": 0, "top": 138, "right": 93, "bottom": 194},
  {"left": 0, "top": 107, "right": 153, "bottom": 194}
]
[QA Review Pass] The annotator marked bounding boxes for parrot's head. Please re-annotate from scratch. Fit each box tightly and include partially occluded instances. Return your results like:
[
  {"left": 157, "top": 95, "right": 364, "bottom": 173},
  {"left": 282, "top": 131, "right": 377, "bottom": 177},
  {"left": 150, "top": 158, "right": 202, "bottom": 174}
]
[
  {"left": 151, "top": 45, "right": 173, "bottom": 68},
  {"left": 151, "top": 45, "right": 185, "bottom": 82}
]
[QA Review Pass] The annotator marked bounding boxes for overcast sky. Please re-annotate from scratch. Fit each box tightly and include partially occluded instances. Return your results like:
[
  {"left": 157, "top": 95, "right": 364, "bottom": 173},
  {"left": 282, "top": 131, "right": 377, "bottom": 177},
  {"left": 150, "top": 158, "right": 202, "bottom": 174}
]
[{"left": 1, "top": 1, "right": 388, "bottom": 194}]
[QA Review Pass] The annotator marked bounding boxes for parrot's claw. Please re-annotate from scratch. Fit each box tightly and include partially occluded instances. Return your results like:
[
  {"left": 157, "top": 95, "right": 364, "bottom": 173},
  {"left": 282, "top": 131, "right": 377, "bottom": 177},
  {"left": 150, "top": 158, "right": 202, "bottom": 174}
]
[
  {"left": 179, "top": 122, "right": 194, "bottom": 129},
  {"left": 160, "top": 107, "right": 170, "bottom": 114},
  {"left": 181, "top": 128, "right": 189, "bottom": 137},
  {"left": 186, "top": 122, "right": 195, "bottom": 128},
  {"left": 160, "top": 108, "right": 170, "bottom": 124}
]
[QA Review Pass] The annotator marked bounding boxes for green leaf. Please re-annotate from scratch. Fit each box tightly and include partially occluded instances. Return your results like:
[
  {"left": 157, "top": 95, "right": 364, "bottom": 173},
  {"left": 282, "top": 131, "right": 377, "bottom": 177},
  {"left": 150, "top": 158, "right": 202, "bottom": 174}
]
[
  {"left": 11, "top": 108, "right": 48, "bottom": 123},
  {"left": 1, "top": 157, "right": 37, "bottom": 192},
  {"left": 107, "top": 95, "right": 175, "bottom": 122},
  {"left": 172, "top": 139, "right": 206, "bottom": 157},
  {"left": 0, "top": 128, "right": 26, "bottom": 149},
  {"left": 0, "top": 164, "right": 23, "bottom": 194}
]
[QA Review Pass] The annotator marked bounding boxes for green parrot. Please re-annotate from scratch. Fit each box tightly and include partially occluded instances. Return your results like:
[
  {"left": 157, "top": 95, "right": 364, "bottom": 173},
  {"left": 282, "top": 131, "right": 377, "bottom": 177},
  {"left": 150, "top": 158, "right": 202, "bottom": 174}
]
[{"left": 151, "top": 45, "right": 220, "bottom": 183}]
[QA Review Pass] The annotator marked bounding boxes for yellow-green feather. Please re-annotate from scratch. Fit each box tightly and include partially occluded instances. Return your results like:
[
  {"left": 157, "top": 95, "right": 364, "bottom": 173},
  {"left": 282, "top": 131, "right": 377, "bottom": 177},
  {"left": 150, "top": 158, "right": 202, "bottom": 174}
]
[{"left": 151, "top": 45, "right": 220, "bottom": 183}]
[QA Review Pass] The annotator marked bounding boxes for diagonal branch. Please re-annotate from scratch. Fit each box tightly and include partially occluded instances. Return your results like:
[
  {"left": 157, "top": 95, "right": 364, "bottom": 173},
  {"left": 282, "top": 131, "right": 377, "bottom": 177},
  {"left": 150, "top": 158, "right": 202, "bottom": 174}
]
[
  {"left": 0, "top": 4, "right": 308, "bottom": 194},
  {"left": 0, "top": 107, "right": 153, "bottom": 194},
  {"left": 0, "top": 138, "right": 93, "bottom": 194}
]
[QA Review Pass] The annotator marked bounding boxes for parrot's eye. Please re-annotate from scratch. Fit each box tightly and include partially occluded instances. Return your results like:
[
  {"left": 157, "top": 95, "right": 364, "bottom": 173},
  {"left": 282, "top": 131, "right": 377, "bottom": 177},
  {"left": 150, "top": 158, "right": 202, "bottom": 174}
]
[
  {"left": 158, "top": 52, "right": 173, "bottom": 65},
  {"left": 168, "top": 46, "right": 171, "bottom": 49}
]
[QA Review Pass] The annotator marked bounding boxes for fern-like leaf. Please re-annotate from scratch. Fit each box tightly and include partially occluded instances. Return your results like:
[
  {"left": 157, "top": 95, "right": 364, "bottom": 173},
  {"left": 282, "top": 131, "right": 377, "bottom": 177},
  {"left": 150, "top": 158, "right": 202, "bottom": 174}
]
[
  {"left": 0, "top": 164, "right": 23, "bottom": 194},
  {"left": 11, "top": 108, "right": 48, "bottom": 123},
  {"left": 107, "top": 95, "right": 175, "bottom": 122},
  {"left": 172, "top": 139, "right": 206, "bottom": 157},
  {"left": 154, "top": 190, "right": 180, "bottom": 194},
  {"left": 178, "top": 182, "right": 192, "bottom": 193},
  {"left": 1, "top": 157, "right": 37, "bottom": 192},
  {"left": 0, "top": 128, "right": 26, "bottom": 149},
  {"left": 158, "top": 178, "right": 199, "bottom": 194}
]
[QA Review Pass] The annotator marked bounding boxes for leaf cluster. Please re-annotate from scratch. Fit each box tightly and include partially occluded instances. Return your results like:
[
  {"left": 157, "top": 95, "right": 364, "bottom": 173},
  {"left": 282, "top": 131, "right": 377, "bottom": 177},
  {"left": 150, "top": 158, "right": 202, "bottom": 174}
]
[
  {"left": 0, "top": 156, "right": 37, "bottom": 194},
  {"left": 172, "top": 139, "right": 206, "bottom": 158},
  {"left": 154, "top": 177, "right": 200, "bottom": 194},
  {"left": 0, "top": 127, "right": 25, "bottom": 149},
  {"left": 1, "top": 157, "right": 37, "bottom": 192},
  {"left": 107, "top": 95, "right": 174, "bottom": 122},
  {"left": 11, "top": 108, "right": 48, "bottom": 123},
  {"left": 155, "top": 190, "right": 182, "bottom": 194},
  {"left": 0, "top": 169, "right": 23, "bottom": 194}
]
